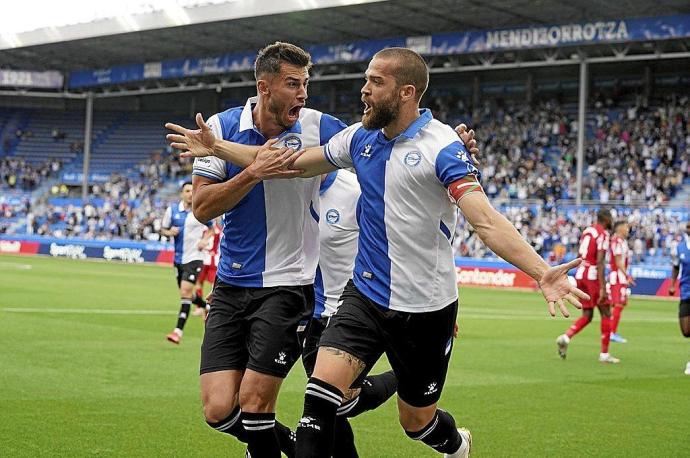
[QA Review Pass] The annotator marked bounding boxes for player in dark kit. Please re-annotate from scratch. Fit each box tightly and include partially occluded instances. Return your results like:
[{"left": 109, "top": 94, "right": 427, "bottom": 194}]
[{"left": 669, "top": 221, "right": 690, "bottom": 375}]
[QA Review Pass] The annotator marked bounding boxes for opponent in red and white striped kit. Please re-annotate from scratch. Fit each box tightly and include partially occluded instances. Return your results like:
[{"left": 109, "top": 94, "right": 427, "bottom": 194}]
[
  {"left": 608, "top": 221, "right": 634, "bottom": 343},
  {"left": 557, "top": 209, "right": 620, "bottom": 363},
  {"left": 194, "top": 218, "right": 223, "bottom": 314}
]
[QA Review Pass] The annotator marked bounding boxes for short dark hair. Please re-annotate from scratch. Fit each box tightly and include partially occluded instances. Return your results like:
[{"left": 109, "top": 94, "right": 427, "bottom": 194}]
[
  {"left": 181, "top": 181, "right": 192, "bottom": 190},
  {"left": 254, "top": 42, "right": 312, "bottom": 80},
  {"left": 613, "top": 220, "right": 627, "bottom": 231},
  {"left": 597, "top": 208, "right": 612, "bottom": 223},
  {"left": 373, "top": 47, "right": 429, "bottom": 101}
]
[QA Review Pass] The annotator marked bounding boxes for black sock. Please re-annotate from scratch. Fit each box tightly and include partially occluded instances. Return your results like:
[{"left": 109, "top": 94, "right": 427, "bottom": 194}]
[
  {"left": 192, "top": 293, "right": 206, "bottom": 308},
  {"left": 296, "top": 377, "right": 343, "bottom": 458},
  {"left": 332, "top": 417, "right": 358, "bottom": 458},
  {"left": 206, "top": 406, "right": 247, "bottom": 442},
  {"left": 338, "top": 370, "right": 397, "bottom": 418},
  {"left": 176, "top": 299, "right": 192, "bottom": 330},
  {"left": 243, "top": 412, "right": 281, "bottom": 458},
  {"left": 404, "top": 409, "right": 462, "bottom": 454},
  {"left": 275, "top": 420, "right": 296, "bottom": 458}
]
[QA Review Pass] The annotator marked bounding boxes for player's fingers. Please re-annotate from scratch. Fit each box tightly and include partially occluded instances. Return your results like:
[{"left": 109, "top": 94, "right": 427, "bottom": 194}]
[
  {"left": 558, "top": 299, "right": 570, "bottom": 317},
  {"left": 548, "top": 301, "right": 556, "bottom": 317},
  {"left": 455, "top": 123, "right": 467, "bottom": 134},
  {"left": 570, "top": 286, "right": 590, "bottom": 301},
  {"left": 166, "top": 134, "right": 188, "bottom": 144},
  {"left": 466, "top": 139, "right": 476, "bottom": 150},
  {"left": 264, "top": 137, "right": 282, "bottom": 149},
  {"left": 171, "top": 142, "right": 189, "bottom": 150},
  {"left": 468, "top": 129, "right": 475, "bottom": 140},
  {"left": 560, "top": 257, "right": 582, "bottom": 273},
  {"left": 564, "top": 293, "right": 582, "bottom": 309},
  {"left": 165, "top": 122, "right": 189, "bottom": 135},
  {"left": 179, "top": 151, "right": 192, "bottom": 158},
  {"left": 196, "top": 112, "right": 209, "bottom": 131}
]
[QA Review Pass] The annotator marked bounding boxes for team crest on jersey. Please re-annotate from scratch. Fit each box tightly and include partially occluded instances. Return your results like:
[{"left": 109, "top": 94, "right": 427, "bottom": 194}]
[
  {"left": 283, "top": 135, "right": 302, "bottom": 150},
  {"left": 404, "top": 151, "right": 422, "bottom": 167},
  {"left": 361, "top": 144, "right": 372, "bottom": 158},
  {"left": 326, "top": 209, "right": 340, "bottom": 224}
]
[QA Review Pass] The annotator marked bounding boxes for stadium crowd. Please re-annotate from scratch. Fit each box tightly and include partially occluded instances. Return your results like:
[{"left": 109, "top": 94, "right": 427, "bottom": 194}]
[
  {"left": 1, "top": 97, "right": 688, "bottom": 263},
  {"left": 1, "top": 157, "right": 62, "bottom": 191}
]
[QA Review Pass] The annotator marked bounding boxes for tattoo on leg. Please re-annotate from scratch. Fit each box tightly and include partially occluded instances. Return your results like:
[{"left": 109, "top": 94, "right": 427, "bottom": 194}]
[{"left": 323, "top": 347, "right": 366, "bottom": 376}]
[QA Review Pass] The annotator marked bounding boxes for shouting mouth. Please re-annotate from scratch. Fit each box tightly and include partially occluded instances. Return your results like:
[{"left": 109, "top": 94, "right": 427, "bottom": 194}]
[{"left": 287, "top": 104, "right": 303, "bottom": 122}]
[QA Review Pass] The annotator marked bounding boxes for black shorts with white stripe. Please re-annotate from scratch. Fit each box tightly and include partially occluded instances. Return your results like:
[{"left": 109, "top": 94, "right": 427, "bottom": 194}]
[{"left": 318, "top": 280, "right": 457, "bottom": 408}]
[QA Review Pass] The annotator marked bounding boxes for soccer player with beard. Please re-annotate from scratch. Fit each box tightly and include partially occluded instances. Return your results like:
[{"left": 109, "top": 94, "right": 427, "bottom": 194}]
[
  {"left": 170, "top": 47, "right": 586, "bottom": 458},
  {"left": 669, "top": 221, "right": 690, "bottom": 375},
  {"left": 557, "top": 209, "right": 620, "bottom": 363},
  {"left": 166, "top": 42, "right": 478, "bottom": 458}
]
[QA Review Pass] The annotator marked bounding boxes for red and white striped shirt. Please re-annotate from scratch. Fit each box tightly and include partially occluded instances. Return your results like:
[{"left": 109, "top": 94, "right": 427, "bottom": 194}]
[{"left": 575, "top": 223, "right": 609, "bottom": 281}]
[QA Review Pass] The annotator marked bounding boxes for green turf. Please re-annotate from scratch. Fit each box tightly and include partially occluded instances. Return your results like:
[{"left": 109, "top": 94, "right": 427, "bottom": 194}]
[{"left": 1, "top": 254, "right": 687, "bottom": 457}]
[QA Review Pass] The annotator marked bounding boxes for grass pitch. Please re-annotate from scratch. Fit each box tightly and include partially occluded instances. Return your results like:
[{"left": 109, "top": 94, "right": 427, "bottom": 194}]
[{"left": 1, "top": 254, "right": 687, "bottom": 457}]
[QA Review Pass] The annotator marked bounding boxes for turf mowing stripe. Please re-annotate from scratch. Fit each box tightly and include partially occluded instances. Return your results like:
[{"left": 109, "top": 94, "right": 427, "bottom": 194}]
[{"left": 1, "top": 308, "right": 175, "bottom": 315}]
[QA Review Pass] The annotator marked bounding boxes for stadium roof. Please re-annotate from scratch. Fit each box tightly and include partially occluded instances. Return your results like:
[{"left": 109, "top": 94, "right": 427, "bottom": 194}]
[{"left": 3, "top": 0, "right": 689, "bottom": 73}]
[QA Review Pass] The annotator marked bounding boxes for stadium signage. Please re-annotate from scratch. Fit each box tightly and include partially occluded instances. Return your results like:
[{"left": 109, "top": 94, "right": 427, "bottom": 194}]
[
  {"left": 0, "top": 69, "right": 63, "bottom": 89},
  {"left": 0, "top": 240, "right": 21, "bottom": 253},
  {"left": 49, "top": 243, "right": 87, "bottom": 259},
  {"left": 68, "top": 14, "right": 690, "bottom": 88},
  {"left": 103, "top": 246, "right": 144, "bottom": 263},
  {"left": 485, "top": 21, "right": 628, "bottom": 50}
]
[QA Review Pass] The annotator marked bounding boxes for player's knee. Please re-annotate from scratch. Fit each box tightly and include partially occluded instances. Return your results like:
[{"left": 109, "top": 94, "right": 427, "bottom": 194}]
[
  {"left": 239, "top": 388, "right": 275, "bottom": 413},
  {"left": 398, "top": 407, "right": 435, "bottom": 432},
  {"left": 202, "top": 396, "right": 236, "bottom": 423}
]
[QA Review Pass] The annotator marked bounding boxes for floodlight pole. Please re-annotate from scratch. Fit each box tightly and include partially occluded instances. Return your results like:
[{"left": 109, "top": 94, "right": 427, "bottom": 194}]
[
  {"left": 575, "top": 58, "right": 587, "bottom": 206},
  {"left": 81, "top": 92, "right": 94, "bottom": 202}
]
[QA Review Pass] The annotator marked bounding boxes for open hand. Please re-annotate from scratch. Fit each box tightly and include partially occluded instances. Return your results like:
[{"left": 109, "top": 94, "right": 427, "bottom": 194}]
[
  {"left": 165, "top": 113, "right": 216, "bottom": 158},
  {"left": 538, "top": 258, "right": 589, "bottom": 317},
  {"left": 246, "top": 138, "right": 304, "bottom": 180}
]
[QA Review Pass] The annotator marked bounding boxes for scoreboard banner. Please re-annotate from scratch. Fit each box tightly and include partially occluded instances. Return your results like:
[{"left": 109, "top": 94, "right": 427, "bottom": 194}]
[
  {"left": 69, "top": 14, "right": 690, "bottom": 88},
  {"left": 0, "top": 69, "right": 64, "bottom": 89}
]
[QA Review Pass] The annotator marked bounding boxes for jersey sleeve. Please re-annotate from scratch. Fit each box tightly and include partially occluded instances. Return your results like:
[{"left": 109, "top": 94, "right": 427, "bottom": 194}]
[
  {"left": 319, "top": 113, "right": 348, "bottom": 145},
  {"left": 192, "top": 114, "right": 227, "bottom": 182},
  {"left": 161, "top": 206, "right": 172, "bottom": 229},
  {"left": 323, "top": 124, "right": 360, "bottom": 169},
  {"left": 435, "top": 140, "right": 483, "bottom": 202},
  {"left": 611, "top": 238, "right": 623, "bottom": 256}
]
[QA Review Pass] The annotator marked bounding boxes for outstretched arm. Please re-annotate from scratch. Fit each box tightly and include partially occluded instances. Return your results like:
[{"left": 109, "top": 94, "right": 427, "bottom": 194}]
[
  {"left": 166, "top": 113, "right": 335, "bottom": 177},
  {"left": 457, "top": 192, "right": 588, "bottom": 317}
]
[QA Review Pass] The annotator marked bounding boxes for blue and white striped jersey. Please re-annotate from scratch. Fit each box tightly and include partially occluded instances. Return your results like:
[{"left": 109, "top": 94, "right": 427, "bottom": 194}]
[
  {"left": 192, "top": 97, "right": 347, "bottom": 288},
  {"left": 324, "top": 109, "right": 481, "bottom": 313},
  {"left": 161, "top": 201, "right": 211, "bottom": 265},
  {"left": 672, "top": 235, "right": 690, "bottom": 300},
  {"left": 314, "top": 169, "right": 361, "bottom": 318}
]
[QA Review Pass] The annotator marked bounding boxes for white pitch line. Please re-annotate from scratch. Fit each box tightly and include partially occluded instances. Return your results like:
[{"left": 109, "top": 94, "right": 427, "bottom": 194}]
[
  {"left": 0, "top": 261, "right": 32, "bottom": 270},
  {"left": 1, "top": 308, "right": 174, "bottom": 315}
]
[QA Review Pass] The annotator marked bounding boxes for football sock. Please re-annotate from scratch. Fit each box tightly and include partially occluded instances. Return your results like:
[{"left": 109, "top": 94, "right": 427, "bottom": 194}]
[
  {"left": 566, "top": 315, "right": 591, "bottom": 338},
  {"left": 243, "top": 412, "right": 281, "bottom": 458},
  {"left": 601, "top": 315, "right": 612, "bottom": 354},
  {"left": 296, "top": 377, "right": 343, "bottom": 458},
  {"left": 206, "top": 406, "right": 247, "bottom": 441},
  {"left": 176, "top": 298, "right": 192, "bottom": 331},
  {"left": 611, "top": 305, "right": 623, "bottom": 334},
  {"left": 337, "top": 370, "right": 397, "bottom": 418},
  {"left": 206, "top": 407, "right": 295, "bottom": 457},
  {"left": 192, "top": 292, "right": 206, "bottom": 308},
  {"left": 333, "top": 417, "right": 358, "bottom": 458},
  {"left": 404, "top": 409, "right": 463, "bottom": 454}
]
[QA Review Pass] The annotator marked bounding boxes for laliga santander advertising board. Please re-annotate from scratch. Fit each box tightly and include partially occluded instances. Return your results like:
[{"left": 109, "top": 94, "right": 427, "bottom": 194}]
[{"left": 455, "top": 258, "right": 537, "bottom": 290}]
